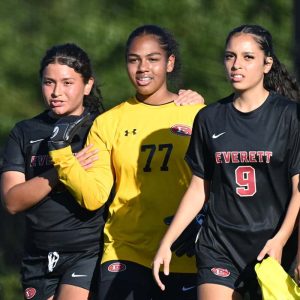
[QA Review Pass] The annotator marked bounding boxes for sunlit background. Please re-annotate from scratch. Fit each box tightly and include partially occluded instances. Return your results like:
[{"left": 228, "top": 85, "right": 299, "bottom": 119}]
[{"left": 0, "top": 1, "right": 298, "bottom": 298}]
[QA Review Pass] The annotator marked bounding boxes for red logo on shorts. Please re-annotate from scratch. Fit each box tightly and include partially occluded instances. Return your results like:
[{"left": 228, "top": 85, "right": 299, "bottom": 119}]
[
  {"left": 24, "top": 287, "right": 36, "bottom": 299},
  {"left": 108, "top": 262, "right": 126, "bottom": 273},
  {"left": 211, "top": 267, "right": 230, "bottom": 277},
  {"left": 170, "top": 124, "right": 192, "bottom": 136}
]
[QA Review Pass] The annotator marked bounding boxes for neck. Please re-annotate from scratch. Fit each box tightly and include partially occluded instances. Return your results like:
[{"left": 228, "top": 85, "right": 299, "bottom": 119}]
[
  {"left": 136, "top": 89, "right": 177, "bottom": 105},
  {"left": 233, "top": 89, "right": 269, "bottom": 113}
]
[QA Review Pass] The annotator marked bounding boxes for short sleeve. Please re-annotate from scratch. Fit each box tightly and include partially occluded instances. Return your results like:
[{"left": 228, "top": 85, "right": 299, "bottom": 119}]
[
  {"left": 1, "top": 125, "right": 25, "bottom": 174},
  {"left": 185, "top": 110, "right": 213, "bottom": 180}
]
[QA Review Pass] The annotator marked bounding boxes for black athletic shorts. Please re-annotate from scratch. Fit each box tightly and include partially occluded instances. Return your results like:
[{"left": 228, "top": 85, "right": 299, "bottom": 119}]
[
  {"left": 21, "top": 248, "right": 100, "bottom": 300},
  {"left": 97, "top": 260, "right": 197, "bottom": 300},
  {"left": 195, "top": 228, "right": 297, "bottom": 300}
]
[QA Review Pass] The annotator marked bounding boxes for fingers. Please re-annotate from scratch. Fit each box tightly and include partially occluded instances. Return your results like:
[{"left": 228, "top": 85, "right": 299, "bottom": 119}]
[
  {"left": 257, "top": 241, "right": 282, "bottom": 263},
  {"left": 75, "top": 144, "right": 99, "bottom": 169},
  {"left": 152, "top": 258, "right": 166, "bottom": 291},
  {"left": 294, "top": 267, "right": 300, "bottom": 285},
  {"left": 152, "top": 247, "right": 172, "bottom": 291},
  {"left": 174, "top": 89, "right": 205, "bottom": 106}
]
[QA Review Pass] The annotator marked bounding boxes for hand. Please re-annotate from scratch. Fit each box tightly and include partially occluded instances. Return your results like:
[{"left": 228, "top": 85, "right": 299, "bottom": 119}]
[
  {"left": 75, "top": 144, "right": 99, "bottom": 170},
  {"left": 48, "top": 113, "right": 90, "bottom": 151},
  {"left": 164, "top": 209, "right": 206, "bottom": 257},
  {"left": 257, "top": 237, "right": 284, "bottom": 263},
  {"left": 174, "top": 89, "right": 205, "bottom": 106},
  {"left": 152, "top": 243, "right": 172, "bottom": 291},
  {"left": 294, "top": 258, "right": 300, "bottom": 285}
]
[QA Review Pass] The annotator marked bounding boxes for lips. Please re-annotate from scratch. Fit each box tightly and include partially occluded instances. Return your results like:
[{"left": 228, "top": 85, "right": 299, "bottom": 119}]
[
  {"left": 230, "top": 74, "right": 244, "bottom": 82},
  {"left": 136, "top": 76, "right": 152, "bottom": 86},
  {"left": 50, "top": 100, "right": 64, "bottom": 107}
]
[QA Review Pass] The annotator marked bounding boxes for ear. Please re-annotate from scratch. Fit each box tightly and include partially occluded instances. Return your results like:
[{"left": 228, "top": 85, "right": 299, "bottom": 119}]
[
  {"left": 264, "top": 56, "right": 273, "bottom": 74},
  {"left": 84, "top": 77, "right": 95, "bottom": 95},
  {"left": 167, "top": 54, "right": 175, "bottom": 73}
]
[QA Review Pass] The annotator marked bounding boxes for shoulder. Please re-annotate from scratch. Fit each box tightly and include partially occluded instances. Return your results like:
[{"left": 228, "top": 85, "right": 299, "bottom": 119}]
[
  {"left": 11, "top": 111, "right": 52, "bottom": 133},
  {"left": 268, "top": 92, "right": 299, "bottom": 115},
  {"left": 195, "top": 94, "right": 233, "bottom": 120},
  {"left": 94, "top": 99, "right": 131, "bottom": 122}
]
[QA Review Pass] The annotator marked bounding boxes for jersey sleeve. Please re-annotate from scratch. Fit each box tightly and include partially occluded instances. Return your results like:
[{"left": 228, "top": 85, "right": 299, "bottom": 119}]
[
  {"left": 185, "top": 110, "right": 213, "bottom": 180},
  {"left": 1, "top": 125, "right": 25, "bottom": 174},
  {"left": 49, "top": 114, "right": 115, "bottom": 211}
]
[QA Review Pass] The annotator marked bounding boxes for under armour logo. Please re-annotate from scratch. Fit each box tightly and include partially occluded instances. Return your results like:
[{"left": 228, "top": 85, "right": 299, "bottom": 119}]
[{"left": 125, "top": 129, "right": 137, "bottom": 136}]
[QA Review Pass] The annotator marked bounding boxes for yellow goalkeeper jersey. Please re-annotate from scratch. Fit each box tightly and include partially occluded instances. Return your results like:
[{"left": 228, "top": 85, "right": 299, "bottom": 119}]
[{"left": 50, "top": 97, "right": 205, "bottom": 273}]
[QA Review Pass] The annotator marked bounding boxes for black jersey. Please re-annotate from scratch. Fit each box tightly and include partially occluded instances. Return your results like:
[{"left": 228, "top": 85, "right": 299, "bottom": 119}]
[
  {"left": 1, "top": 109, "right": 106, "bottom": 252},
  {"left": 186, "top": 92, "right": 300, "bottom": 269}
]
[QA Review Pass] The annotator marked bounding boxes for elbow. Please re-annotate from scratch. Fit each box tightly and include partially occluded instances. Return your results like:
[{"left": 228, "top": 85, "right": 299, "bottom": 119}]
[
  {"left": 2, "top": 197, "right": 21, "bottom": 215},
  {"left": 84, "top": 202, "right": 103, "bottom": 211},
  {"left": 3, "top": 203, "right": 19, "bottom": 215},
  {"left": 81, "top": 195, "right": 109, "bottom": 212}
]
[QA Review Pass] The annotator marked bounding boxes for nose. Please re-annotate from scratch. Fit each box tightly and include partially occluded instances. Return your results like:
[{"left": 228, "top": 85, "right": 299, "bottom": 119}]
[
  {"left": 232, "top": 57, "right": 242, "bottom": 70},
  {"left": 138, "top": 58, "right": 149, "bottom": 71},
  {"left": 51, "top": 83, "right": 62, "bottom": 97}
]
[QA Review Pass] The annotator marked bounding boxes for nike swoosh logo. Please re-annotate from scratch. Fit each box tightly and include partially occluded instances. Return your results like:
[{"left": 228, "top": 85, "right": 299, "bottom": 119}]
[
  {"left": 71, "top": 272, "right": 87, "bottom": 278},
  {"left": 29, "top": 139, "right": 44, "bottom": 144},
  {"left": 182, "top": 285, "right": 196, "bottom": 292},
  {"left": 212, "top": 132, "right": 226, "bottom": 139}
]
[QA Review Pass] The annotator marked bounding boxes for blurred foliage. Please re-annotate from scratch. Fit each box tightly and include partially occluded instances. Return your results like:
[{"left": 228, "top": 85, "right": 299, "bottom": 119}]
[{"left": 0, "top": 0, "right": 296, "bottom": 298}]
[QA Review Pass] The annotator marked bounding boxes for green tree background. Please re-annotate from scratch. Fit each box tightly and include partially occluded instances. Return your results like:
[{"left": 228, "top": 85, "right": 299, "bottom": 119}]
[{"left": 0, "top": 0, "right": 297, "bottom": 299}]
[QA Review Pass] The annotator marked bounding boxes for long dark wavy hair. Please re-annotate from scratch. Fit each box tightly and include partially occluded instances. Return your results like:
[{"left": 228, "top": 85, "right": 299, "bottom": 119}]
[
  {"left": 226, "top": 24, "right": 300, "bottom": 102},
  {"left": 39, "top": 43, "right": 104, "bottom": 113}
]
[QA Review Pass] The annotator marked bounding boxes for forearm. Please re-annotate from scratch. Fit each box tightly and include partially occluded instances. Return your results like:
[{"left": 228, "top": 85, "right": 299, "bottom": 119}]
[
  {"left": 1, "top": 169, "right": 58, "bottom": 214},
  {"left": 50, "top": 146, "right": 114, "bottom": 210}
]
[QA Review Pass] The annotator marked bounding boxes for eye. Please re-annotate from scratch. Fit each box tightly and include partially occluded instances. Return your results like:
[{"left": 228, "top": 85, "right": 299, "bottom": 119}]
[
  {"left": 43, "top": 80, "right": 53, "bottom": 86},
  {"left": 244, "top": 55, "right": 254, "bottom": 60},
  {"left": 127, "top": 57, "right": 139, "bottom": 64},
  {"left": 149, "top": 57, "right": 159, "bottom": 62},
  {"left": 224, "top": 53, "right": 234, "bottom": 60},
  {"left": 64, "top": 80, "right": 74, "bottom": 86}
]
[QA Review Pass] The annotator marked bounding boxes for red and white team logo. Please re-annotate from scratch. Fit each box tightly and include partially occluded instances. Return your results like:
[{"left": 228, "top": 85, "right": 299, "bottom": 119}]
[
  {"left": 108, "top": 262, "right": 126, "bottom": 273},
  {"left": 211, "top": 267, "right": 230, "bottom": 277},
  {"left": 170, "top": 124, "right": 192, "bottom": 136},
  {"left": 24, "top": 287, "right": 36, "bottom": 299}
]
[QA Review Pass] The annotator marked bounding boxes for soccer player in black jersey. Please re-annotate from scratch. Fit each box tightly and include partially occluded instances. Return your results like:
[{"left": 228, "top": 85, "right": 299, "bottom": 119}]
[
  {"left": 153, "top": 24, "right": 300, "bottom": 300},
  {"left": 1, "top": 44, "right": 105, "bottom": 300}
]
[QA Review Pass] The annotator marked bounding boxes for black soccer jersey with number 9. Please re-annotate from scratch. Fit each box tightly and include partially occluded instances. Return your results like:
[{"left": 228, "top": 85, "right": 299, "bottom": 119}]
[{"left": 185, "top": 92, "right": 300, "bottom": 268}]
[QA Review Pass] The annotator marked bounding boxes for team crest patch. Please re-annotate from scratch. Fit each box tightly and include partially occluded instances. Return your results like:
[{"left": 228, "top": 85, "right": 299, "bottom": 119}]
[
  {"left": 170, "top": 124, "right": 192, "bottom": 136},
  {"left": 24, "top": 287, "right": 36, "bottom": 299},
  {"left": 108, "top": 262, "right": 126, "bottom": 273},
  {"left": 211, "top": 267, "right": 230, "bottom": 277}
]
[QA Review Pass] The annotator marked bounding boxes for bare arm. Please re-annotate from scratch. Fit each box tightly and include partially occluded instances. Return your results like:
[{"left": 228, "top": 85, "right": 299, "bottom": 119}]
[
  {"left": 152, "top": 175, "right": 209, "bottom": 290},
  {"left": 1, "top": 144, "right": 99, "bottom": 214},
  {"left": 1, "top": 169, "right": 58, "bottom": 214},
  {"left": 258, "top": 174, "right": 300, "bottom": 262}
]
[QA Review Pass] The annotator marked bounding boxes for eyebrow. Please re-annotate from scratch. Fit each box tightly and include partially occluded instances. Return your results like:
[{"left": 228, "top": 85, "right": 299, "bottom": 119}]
[
  {"left": 127, "top": 52, "right": 162, "bottom": 57},
  {"left": 224, "top": 51, "right": 255, "bottom": 55},
  {"left": 43, "top": 76, "right": 75, "bottom": 80}
]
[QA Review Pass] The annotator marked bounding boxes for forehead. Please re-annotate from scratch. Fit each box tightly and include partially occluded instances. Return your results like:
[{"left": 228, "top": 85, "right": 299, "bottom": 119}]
[
  {"left": 128, "top": 34, "right": 164, "bottom": 54},
  {"left": 226, "top": 33, "right": 262, "bottom": 52},
  {"left": 42, "top": 63, "right": 79, "bottom": 78}
]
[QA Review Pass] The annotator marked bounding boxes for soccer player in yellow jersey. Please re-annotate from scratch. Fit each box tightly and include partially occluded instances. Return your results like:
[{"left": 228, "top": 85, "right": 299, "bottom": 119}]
[{"left": 49, "top": 25, "right": 205, "bottom": 299}]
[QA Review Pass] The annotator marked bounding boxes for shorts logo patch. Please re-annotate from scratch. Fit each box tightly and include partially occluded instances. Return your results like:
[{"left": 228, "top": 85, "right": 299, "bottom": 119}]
[
  {"left": 24, "top": 287, "right": 36, "bottom": 299},
  {"left": 170, "top": 124, "right": 192, "bottom": 136},
  {"left": 211, "top": 267, "right": 230, "bottom": 277},
  {"left": 108, "top": 262, "right": 126, "bottom": 273}
]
